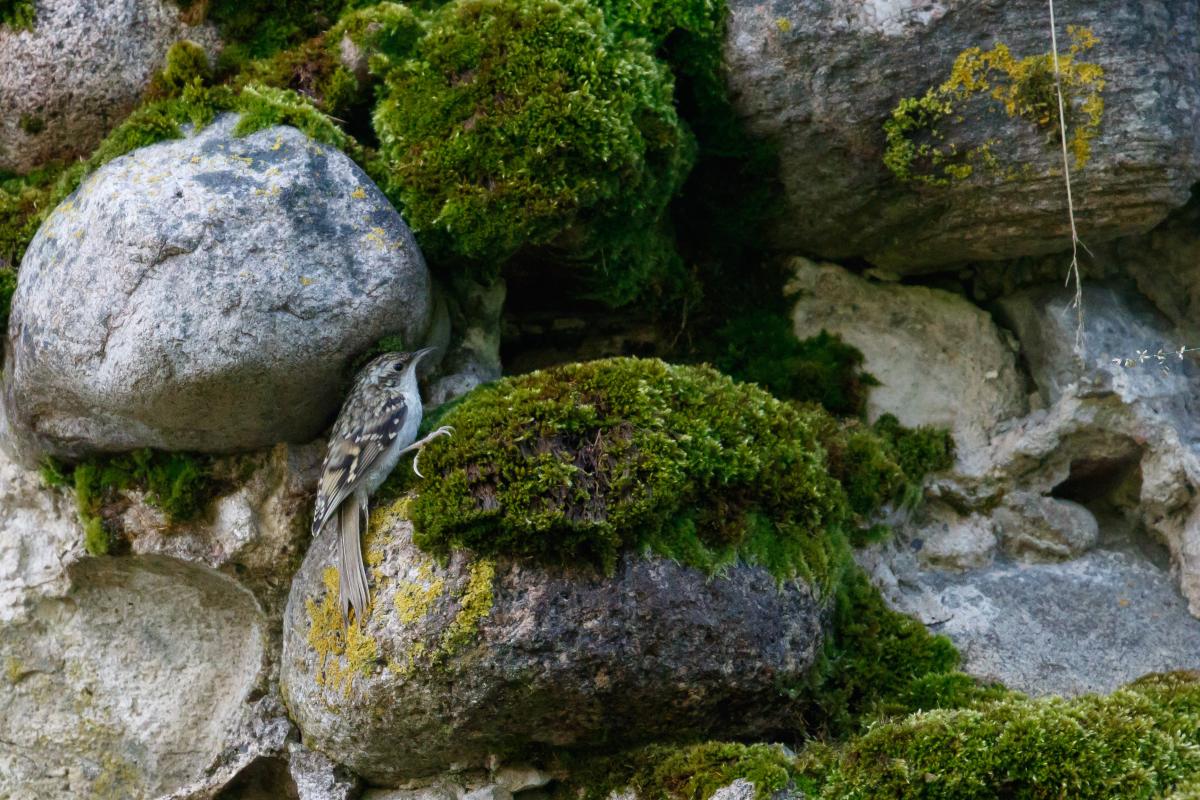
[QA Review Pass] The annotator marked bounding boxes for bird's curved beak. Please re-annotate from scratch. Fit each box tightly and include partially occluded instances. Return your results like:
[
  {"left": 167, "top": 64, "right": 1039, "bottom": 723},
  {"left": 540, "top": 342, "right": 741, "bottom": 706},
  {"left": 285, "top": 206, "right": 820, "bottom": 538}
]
[{"left": 413, "top": 346, "right": 437, "bottom": 363}]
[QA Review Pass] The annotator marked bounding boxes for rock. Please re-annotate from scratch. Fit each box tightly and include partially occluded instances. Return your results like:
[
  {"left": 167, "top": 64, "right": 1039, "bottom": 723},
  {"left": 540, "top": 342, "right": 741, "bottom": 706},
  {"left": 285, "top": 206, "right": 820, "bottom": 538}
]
[
  {"left": 885, "top": 281, "right": 1200, "bottom": 625},
  {"left": 426, "top": 278, "right": 506, "bottom": 408},
  {"left": 289, "top": 742, "right": 362, "bottom": 800},
  {"left": 0, "top": 0, "right": 221, "bottom": 173},
  {"left": 994, "top": 493, "right": 1099, "bottom": 561},
  {"left": 997, "top": 284, "right": 1200, "bottom": 416},
  {"left": 787, "top": 258, "right": 1026, "bottom": 458},
  {"left": 3, "top": 113, "right": 434, "bottom": 463},
  {"left": 494, "top": 766, "right": 553, "bottom": 793},
  {"left": 724, "top": 0, "right": 1200, "bottom": 270},
  {"left": 709, "top": 780, "right": 757, "bottom": 800},
  {"left": 0, "top": 556, "right": 268, "bottom": 798},
  {"left": 0, "top": 444, "right": 80, "bottom": 623},
  {"left": 121, "top": 441, "right": 323, "bottom": 610},
  {"left": 909, "top": 503, "right": 997, "bottom": 571},
  {"left": 363, "top": 784, "right": 460, "bottom": 800},
  {"left": 860, "top": 528, "right": 1200, "bottom": 697},
  {"left": 280, "top": 502, "right": 827, "bottom": 784}
]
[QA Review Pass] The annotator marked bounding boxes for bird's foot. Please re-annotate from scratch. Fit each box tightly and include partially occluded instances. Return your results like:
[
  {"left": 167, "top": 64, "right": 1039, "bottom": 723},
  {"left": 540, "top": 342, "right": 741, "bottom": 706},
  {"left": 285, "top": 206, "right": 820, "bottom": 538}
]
[{"left": 411, "top": 425, "right": 454, "bottom": 478}]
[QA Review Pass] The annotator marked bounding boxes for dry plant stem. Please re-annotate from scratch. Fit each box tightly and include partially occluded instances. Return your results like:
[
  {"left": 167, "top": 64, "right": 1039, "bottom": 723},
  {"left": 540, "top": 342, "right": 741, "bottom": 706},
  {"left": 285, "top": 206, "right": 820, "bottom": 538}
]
[{"left": 1048, "top": 0, "right": 1086, "bottom": 354}]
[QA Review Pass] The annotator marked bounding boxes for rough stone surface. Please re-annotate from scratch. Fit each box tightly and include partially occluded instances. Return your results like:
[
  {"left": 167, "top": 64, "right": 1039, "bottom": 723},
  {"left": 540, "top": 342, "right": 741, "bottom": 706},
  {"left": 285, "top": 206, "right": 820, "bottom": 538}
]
[
  {"left": 121, "top": 441, "right": 323, "bottom": 610},
  {"left": 725, "top": 0, "right": 1200, "bottom": 270},
  {"left": 787, "top": 258, "right": 1026, "bottom": 458},
  {"left": 896, "top": 282, "right": 1200, "bottom": 613},
  {"left": 427, "top": 279, "right": 506, "bottom": 409},
  {"left": 861, "top": 523, "right": 1200, "bottom": 697},
  {"left": 289, "top": 742, "right": 361, "bottom": 800},
  {"left": 908, "top": 502, "right": 996, "bottom": 571},
  {"left": 0, "top": 556, "right": 268, "bottom": 799},
  {"left": 3, "top": 114, "right": 434, "bottom": 463},
  {"left": 281, "top": 504, "right": 827, "bottom": 784},
  {"left": 0, "top": 446, "right": 80, "bottom": 624},
  {"left": 994, "top": 493, "right": 1099, "bottom": 562},
  {"left": 0, "top": 0, "right": 221, "bottom": 173}
]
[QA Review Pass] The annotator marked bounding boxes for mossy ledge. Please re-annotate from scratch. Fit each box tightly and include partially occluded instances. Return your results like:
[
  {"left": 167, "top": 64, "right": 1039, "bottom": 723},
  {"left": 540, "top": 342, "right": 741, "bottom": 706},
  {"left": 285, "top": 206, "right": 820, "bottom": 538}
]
[{"left": 408, "top": 357, "right": 953, "bottom": 594}]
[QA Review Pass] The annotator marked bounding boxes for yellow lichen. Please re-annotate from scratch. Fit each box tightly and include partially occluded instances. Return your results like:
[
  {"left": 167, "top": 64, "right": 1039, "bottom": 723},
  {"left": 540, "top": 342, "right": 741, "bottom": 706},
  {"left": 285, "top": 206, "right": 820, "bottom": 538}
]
[
  {"left": 395, "top": 561, "right": 445, "bottom": 625},
  {"left": 5, "top": 657, "right": 23, "bottom": 684},
  {"left": 305, "top": 566, "right": 379, "bottom": 696},
  {"left": 883, "top": 27, "right": 1105, "bottom": 185},
  {"left": 439, "top": 559, "right": 496, "bottom": 656}
]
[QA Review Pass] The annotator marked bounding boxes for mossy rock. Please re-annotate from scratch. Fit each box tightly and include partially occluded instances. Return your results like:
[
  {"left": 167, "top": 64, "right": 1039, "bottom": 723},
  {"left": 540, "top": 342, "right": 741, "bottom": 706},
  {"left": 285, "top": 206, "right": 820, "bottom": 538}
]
[
  {"left": 408, "top": 357, "right": 854, "bottom": 591},
  {"left": 280, "top": 503, "right": 828, "bottom": 784},
  {"left": 371, "top": 0, "right": 695, "bottom": 306}
]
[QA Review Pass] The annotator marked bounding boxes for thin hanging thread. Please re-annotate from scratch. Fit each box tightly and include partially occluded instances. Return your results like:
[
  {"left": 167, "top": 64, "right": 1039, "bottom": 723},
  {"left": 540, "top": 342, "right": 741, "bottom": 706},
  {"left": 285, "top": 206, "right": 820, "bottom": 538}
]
[{"left": 1047, "top": 0, "right": 1085, "bottom": 354}]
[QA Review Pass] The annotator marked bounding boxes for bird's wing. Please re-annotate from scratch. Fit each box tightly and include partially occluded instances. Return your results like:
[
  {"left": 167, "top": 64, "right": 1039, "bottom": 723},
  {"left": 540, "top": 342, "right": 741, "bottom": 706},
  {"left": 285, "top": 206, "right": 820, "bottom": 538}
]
[{"left": 311, "top": 391, "right": 410, "bottom": 536}]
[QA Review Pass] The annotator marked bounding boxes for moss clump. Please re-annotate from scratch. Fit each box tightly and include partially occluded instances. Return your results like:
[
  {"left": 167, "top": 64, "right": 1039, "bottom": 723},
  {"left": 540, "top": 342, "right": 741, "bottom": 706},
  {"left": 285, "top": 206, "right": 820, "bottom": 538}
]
[
  {"left": 409, "top": 357, "right": 851, "bottom": 590},
  {"left": 56, "top": 450, "right": 219, "bottom": 555},
  {"left": 568, "top": 742, "right": 802, "bottom": 800},
  {"left": 0, "top": 265, "right": 15, "bottom": 331},
  {"left": 798, "top": 566, "right": 1004, "bottom": 738},
  {"left": 372, "top": 0, "right": 695, "bottom": 306},
  {"left": 814, "top": 671, "right": 1200, "bottom": 798},
  {"left": 707, "top": 317, "right": 877, "bottom": 416},
  {"left": 883, "top": 27, "right": 1105, "bottom": 185},
  {"left": 235, "top": 3, "right": 424, "bottom": 120},
  {"left": 145, "top": 40, "right": 213, "bottom": 100},
  {"left": 817, "top": 413, "right": 955, "bottom": 516},
  {"left": 0, "top": 0, "right": 35, "bottom": 29}
]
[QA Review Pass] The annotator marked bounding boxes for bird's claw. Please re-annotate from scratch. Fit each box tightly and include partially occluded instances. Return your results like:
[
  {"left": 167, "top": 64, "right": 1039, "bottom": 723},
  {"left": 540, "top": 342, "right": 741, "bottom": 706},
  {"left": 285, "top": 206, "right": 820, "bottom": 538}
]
[{"left": 410, "top": 426, "right": 454, "bottom": 478}]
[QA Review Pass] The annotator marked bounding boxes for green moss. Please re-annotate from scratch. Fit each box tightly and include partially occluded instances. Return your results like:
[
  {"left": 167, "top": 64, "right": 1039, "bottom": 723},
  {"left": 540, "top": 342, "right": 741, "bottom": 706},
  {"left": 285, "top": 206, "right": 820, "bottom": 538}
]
[
  {"left": 17, "top": 114, "right": 44, "bottom": 135},
  {"left": 798, "top": 566, "right": 1003, "bottom": 738},
  {"left": 884, "top": 27, "right": 1105, "bottom": 185},
  {"left": 409, "top": 357, "right": 852, "bottom": 590},
  {"left": 60, "top": 450, "right": 219, "bottom": 554},
  {"left": 707, "top": 318, "right": 877, "bottom": 416},
  {"left": 235, "top": 3, "right": 423, "bottom": 120},
  {"left": 145, "top": 40, "right": 213, "bottom": 100},
  {"left": 813, "top": 413, "right": 953, "bottom": 518},
  {"left": 567, "top": 742, "right": 803, "bottom": 800},
  {"left": 371, "top": 0, "right": 695, "bottom": 307},
  {"left": 815, "top": 671, "right": 1200, "bottom": 798},
  {"left": 0, "top": 265, "right": 15, "bottom": 332},
  {"left": 0, "top": 0, "right": 35, "bottom": 29}
]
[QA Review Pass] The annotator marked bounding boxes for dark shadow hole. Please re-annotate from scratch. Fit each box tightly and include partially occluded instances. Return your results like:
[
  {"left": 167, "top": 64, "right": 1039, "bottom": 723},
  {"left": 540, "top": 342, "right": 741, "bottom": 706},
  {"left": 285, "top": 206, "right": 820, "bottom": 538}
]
[{"left": 215, "top": 756, "right": 299, "bottom": 800}]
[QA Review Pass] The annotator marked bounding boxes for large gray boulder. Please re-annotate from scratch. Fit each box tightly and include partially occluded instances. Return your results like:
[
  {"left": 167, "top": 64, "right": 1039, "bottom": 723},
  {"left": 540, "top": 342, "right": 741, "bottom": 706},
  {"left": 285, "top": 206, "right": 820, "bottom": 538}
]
[
  {"left": 0, "top": 0, "right": 221, "bottom": 173},
  {"left": 725, "top": 0, "right": 1200, "bottom": 271},
  {"left": 3, "top": 114, "right": 433, "bottom": 463},
  {"left": 281, "top": 502, "right": 827, "bottom": 784}
]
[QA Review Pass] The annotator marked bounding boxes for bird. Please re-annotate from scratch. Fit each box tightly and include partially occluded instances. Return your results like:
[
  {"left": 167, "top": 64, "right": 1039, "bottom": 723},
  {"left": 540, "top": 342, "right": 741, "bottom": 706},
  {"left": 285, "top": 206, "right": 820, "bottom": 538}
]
[{"left": 311, "top": 347, "right": 453, "bottom": 625}]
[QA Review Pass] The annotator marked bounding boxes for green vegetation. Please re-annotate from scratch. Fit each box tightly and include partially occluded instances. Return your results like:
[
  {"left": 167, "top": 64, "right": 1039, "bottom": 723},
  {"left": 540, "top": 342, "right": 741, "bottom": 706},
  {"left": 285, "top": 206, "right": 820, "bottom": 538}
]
[
  {"left": 47, "top": 451, "right": 219, "bottom": 555},
  {"left": 814, "top": 671, "right": 1200, "bottom": 798},
  {"left": 567, "top": 742, "right": 802, "bottom": 800},
  {"left": 883, "top": 27, "right": 1105, "bottom": 185},
  {"left": 410, "top": 357, "right": 849, "bottom": 589},
  {"left": 371, "top": 0, "right": 695, "bottom": 306},
  {"left": 0, "top": 266, "right": 15, "bottom": 332},
  {"left": 0, "top": 0, "right": 35, "bottom": 29},
  {"left": 409, "top": 357, "right": 954, "bottom": 594},
  {"left": 708, "top": 318, "right": 877, "bottom": 416}
]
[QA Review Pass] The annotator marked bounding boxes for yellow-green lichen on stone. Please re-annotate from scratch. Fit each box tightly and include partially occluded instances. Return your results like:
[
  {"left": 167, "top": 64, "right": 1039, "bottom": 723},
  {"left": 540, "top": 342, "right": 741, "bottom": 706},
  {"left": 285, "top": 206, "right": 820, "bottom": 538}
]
[
  {"left": 883, "top": 26, "right": 1105, "bottom": 186},
  {"left": 306, "top": 566, "right": 379, "bottom": 696},
  {"left": 439, "top": 559, "right": 496, "bottom": 656}
]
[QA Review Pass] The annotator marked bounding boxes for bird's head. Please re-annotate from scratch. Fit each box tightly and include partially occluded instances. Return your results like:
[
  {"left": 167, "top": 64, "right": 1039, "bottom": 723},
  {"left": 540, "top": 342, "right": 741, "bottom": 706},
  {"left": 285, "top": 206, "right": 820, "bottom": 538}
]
[{"left": 359, "top": 346, "right": 436, "bottom": 391}]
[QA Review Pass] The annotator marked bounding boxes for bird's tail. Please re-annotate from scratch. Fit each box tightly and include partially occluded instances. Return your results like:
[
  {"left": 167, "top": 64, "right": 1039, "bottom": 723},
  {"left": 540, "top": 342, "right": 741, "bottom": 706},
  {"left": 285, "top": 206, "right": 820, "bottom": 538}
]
[{"left": 337, "top": 494, "right": 371, "bottom": 626}]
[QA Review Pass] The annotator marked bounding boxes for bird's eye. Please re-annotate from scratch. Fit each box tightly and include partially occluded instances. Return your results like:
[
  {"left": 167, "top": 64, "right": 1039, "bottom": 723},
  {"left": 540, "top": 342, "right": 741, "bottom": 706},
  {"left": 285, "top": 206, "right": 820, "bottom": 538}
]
[{"left": 393, "top": 360, "right": 406, "bottom": 372}]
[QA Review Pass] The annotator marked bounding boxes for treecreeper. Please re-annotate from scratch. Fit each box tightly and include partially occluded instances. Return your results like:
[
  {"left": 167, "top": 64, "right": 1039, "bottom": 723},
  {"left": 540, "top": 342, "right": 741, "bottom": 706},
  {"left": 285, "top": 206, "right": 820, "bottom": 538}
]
[{"left": 311, "top": 348, "right": 453, "bottom": 624}]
